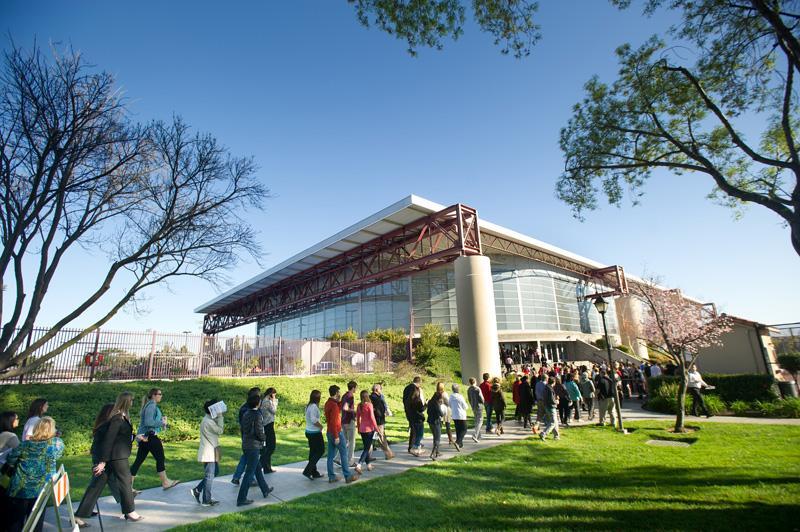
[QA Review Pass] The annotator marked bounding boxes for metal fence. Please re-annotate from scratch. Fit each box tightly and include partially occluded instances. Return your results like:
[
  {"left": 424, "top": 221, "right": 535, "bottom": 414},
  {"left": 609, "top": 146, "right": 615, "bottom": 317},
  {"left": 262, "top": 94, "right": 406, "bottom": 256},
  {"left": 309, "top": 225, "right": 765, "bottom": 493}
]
[
  {"left": 3, "top": 327, "right": 394, "bottom": 384},
  {"left": 771, "top": 322, "right": 800, "bottom": 355}
]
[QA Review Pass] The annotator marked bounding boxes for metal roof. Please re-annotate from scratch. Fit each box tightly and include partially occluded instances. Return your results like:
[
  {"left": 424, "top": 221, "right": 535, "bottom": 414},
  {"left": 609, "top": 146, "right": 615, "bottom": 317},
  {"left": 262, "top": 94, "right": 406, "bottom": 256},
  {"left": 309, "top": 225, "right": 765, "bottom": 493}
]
[{"left": 195, "top": 194, "right": 615, "bottom": 315}]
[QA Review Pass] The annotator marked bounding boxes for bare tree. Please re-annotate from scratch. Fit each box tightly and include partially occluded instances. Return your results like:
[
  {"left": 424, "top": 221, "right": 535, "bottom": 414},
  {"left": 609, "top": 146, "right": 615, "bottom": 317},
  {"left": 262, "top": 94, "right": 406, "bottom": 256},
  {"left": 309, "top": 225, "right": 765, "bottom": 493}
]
[{"left": 0, "top": 44, "right": 268, "bottom": 378}]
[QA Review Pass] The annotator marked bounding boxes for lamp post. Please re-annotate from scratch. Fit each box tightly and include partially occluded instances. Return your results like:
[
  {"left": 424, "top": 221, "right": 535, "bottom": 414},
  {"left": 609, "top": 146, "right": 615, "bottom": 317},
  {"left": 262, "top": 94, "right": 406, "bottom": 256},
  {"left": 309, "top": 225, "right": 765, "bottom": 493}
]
[{"left": 593, "top": 296, "right": 624, "bottom": 432}]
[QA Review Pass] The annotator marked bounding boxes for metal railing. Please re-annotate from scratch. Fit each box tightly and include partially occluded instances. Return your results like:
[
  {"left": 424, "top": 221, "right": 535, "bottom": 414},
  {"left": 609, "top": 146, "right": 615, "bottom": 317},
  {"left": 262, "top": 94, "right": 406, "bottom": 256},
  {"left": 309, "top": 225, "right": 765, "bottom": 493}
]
[{"left": 2, "top": 327, "right": 393, "bottom": 384}]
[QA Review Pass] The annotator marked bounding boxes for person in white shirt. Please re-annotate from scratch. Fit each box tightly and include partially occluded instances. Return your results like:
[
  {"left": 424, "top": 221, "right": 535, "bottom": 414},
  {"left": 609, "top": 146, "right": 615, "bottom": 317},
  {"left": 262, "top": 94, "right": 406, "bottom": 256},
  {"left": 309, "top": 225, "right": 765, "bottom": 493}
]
[
  {"left": 687, "top": 365, "right": 711, "bottom": 417},
  {"left": 22, "top": 398, "right": 48, "bottom": 441},
  {"left": 302, "top": 390, "right": 324, "bottom": 480},
  {"left": 449, "top": 384, "right": 469, "bottom": 450},
  {"left": 191, "top": 399, "right": 225, "bottom": 506},
  {"left": 650, "top": 364, "right": 662, "bottom": 378}
]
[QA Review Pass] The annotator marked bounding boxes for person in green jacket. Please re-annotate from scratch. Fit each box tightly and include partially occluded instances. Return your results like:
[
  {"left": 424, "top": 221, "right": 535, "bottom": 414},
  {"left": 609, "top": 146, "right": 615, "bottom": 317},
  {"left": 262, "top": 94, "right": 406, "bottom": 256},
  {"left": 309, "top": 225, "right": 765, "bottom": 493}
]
[{"left": 564, "top": 373, "right": 583, "bottom": 424}]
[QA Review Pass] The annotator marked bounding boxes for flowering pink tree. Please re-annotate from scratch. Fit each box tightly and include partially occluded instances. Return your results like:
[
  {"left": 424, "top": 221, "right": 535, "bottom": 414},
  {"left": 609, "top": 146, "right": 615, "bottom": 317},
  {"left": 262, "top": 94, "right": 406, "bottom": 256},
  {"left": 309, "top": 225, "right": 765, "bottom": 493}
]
[{"left": 633, "top": 278, "right": 732, "bottom": 432}]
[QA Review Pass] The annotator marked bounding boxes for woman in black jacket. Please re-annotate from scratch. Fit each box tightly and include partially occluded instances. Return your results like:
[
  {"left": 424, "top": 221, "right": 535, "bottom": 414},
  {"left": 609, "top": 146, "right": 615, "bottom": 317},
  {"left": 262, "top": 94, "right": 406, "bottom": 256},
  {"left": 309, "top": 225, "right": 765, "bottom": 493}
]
[
  {"left": 75, "top": 403, "right": 124, "bottom": 525},
  {"left": 518, "top": 376, "right": 535, "bottom": 429},
  {"left": 91, "top": 392, "right": 144, "bottom": 522},
  {"left": 408, "top": 387, "right": 426, "bottom": 457},
  {"left": 426, "top": 392, "right": 444, "bottom": 461}
]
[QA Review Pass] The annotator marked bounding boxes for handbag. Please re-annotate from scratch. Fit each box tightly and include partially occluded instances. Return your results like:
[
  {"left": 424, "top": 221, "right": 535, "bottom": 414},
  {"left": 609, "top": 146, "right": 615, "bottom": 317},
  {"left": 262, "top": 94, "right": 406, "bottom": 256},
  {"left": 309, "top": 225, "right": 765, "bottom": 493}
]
[
  {"left": 0, "top": 460, "right": 15, "bottom": 489},
  {"left": 214, "top": 446, "right": 221, "bottom": 463}
]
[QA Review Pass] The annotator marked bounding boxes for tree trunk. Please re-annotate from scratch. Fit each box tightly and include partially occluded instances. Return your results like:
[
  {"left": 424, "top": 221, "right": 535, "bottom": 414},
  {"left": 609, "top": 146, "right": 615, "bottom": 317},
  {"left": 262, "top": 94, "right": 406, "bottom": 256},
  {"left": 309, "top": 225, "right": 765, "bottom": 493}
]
[
  {"left": 791, "top": 218, "right": 800, "bottom": 259},
  {"left": 675, "top": 368, "right": 688, "bottom": 433}
]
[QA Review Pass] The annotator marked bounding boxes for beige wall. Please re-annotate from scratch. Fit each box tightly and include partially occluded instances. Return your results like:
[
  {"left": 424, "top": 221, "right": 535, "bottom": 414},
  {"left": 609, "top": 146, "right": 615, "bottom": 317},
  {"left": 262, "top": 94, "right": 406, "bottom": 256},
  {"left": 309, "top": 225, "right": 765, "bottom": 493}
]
[
  {"left": 697, "top": 323, "right": 776, "bottom": 375},
  {"left": 615, "top": 295, "right": 649, "bottom": 359}
]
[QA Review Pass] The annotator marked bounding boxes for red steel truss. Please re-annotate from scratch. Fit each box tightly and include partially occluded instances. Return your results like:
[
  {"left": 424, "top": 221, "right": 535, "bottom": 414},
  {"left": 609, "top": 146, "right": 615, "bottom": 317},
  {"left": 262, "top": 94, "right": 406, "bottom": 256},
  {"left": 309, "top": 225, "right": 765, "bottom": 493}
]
[
  {"left": 481, "top": 234, "right": 629, "bottom": 299},
  {"left": 203, "top": 204, "right": 482, "bottom": 334}
]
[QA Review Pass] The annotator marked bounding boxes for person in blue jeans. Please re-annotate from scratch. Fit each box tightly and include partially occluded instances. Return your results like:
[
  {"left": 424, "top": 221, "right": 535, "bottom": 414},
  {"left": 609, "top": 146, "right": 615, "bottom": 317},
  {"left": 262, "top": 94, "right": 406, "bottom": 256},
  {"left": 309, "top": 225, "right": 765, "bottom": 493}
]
[
  {"left": 231, "top": 387, "right": 260, "bottom": 486},
  {"left": 324, "top": 385, "right": 358, "bottom": 483},
  {"left": 237, "top": 394, "right": 273, "bottom": 506}
]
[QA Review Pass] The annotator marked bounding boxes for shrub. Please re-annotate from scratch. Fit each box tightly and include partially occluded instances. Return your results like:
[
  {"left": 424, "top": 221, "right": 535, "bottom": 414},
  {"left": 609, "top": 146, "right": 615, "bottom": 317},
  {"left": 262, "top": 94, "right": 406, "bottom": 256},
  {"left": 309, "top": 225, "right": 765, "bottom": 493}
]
[
  {"left": 729, "top": 400, "right": 752, "bottom": 416},
  {"left": 329, "top": 327, "right": 359, "bottom": 341},
  {"left": 447, "top": 329, "right": 460, "bottom": 348},
  {"left": 777, "top": 352, "right": 800, "bottom": 382},
  {"left": 364, "top": 327, "right": 409, "bottom": 361},
  {"left": 414, "top": 323, "right": 446, "bottom": 369},
  {"left": 753, "top": 398, "right": 800, "bottom": 418},
  {"left": 647, "top": 374, "right": 777, "bottom": 404},
  {"left": 645, "top": 381, "right": 723, "bottom": 415},
  {"left": 616, "top": 344, "right": 633, "bottom": 355}
]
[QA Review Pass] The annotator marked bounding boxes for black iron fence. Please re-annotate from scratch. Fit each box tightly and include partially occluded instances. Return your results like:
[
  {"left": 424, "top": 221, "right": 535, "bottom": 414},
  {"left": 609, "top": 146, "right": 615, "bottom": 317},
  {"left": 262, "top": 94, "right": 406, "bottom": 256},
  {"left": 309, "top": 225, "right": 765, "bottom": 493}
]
[{"left": 3, "top": 328, "right": 393, "bottom": 384}]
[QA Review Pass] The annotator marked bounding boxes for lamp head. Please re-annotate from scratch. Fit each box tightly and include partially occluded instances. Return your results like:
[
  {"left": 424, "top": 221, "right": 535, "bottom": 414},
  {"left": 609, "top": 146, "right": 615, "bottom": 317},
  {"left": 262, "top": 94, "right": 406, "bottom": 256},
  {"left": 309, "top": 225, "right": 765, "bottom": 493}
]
[{"left": 594, "top": 296, "right": 608, "bottom": 315}]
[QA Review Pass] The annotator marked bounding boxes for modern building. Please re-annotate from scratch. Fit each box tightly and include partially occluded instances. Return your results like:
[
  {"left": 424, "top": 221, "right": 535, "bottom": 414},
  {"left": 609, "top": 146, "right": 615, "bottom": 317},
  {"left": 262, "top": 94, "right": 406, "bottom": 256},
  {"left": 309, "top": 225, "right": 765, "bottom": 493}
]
[{"left": 196, "top": 195, "right": 777, "bottom": 379}]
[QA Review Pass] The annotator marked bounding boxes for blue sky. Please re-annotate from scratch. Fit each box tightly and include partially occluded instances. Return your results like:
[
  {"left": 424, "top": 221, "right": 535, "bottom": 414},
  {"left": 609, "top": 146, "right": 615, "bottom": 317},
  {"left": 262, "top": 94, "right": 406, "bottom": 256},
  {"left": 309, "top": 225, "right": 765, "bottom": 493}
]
[{"left": 4, "top": 1, "right": 798, "bottom": 335}]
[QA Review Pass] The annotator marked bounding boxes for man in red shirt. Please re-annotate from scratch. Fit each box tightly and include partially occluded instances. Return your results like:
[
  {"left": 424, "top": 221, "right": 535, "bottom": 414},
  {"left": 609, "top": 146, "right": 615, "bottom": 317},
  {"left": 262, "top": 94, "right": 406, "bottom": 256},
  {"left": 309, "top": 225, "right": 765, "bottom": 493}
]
[
  {"left": 324, "top": 385, "right": 358, "bottom": 484},
  {"left": 512, "top": 374, "right": 521, "bottom": 422},
  {"left": 479, "top": 373, "right": 493, "bottom": 433}
]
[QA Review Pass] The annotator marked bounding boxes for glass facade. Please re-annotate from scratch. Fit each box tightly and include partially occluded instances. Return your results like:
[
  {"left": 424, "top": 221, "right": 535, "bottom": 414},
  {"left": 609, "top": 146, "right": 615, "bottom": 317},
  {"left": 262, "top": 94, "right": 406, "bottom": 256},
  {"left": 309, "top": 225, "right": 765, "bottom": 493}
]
[{"left": 257, "top": 254, "right": 617, "bottom": 339}]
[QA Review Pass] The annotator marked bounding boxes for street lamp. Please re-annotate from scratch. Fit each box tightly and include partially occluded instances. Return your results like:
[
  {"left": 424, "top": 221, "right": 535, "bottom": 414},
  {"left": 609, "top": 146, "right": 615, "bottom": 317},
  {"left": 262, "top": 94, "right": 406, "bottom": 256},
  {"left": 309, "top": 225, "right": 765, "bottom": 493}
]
[{"left": 593, "top": 296, "right": 624, "bottom": 432}]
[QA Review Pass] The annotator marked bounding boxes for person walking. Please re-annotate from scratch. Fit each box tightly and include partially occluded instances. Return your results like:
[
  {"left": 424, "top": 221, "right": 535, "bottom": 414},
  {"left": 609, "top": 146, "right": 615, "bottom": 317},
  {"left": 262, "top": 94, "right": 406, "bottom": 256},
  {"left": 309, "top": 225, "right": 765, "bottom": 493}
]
[
  {"left": 355, "top": 390, "right": 378, "bottom": 474},
  {"left": 130, "top": 388, "right": 179, "bottom": 491},
  {"left": 75, "top": 403, "right": 124, "bottom": 526},
  {"left": 579, "top": 371, "right": 596, "bottom": 421},
  {"left": 324, "top": 385, "right": 358, "bottom": 483},
  {"left": 5, "top": 417, "right": 65, "bottom": 532},
  {"left": 407, "top": 387, "right": 426, "bottom": 455},
  {"left": 435, "top": 382, "right": 455, "bottom": 448},
  {"left": 426, "top": 392, "right": 444, "bottom": 460},
  {"left": 449, "top": 384, "right": 468, "bottom": 450},
  {"left": 565, "top": 373, "right": 583, "bottom": 423},
  {"left": 0, "top": 411, "right": 20, "bottom": 525},
  {"left": 231, "top": 387, "right": 261, "bottom": 486},
  {"left": 595, "top": 370, "right": 616, "bottom": 427},
  {"left": 553, "top": 377, "right": 571, "bottom": 426},
  {"left": 236, "top": 393, "right": 273, "bottom": 506},
  {"left": 534, "top": 374, "right": 547, "bottom": 429},
  {"left": 88, "top": 392, "right": 143, "bottom": 522},
  {"left": 259, "top": 388, "right": 278, "bottom": 474},
  {"left": 369, "top": 384, "right": 394, "bottom": 460},
  {"left": 688, "top": 365, "right": 713, "bottom": 418},
  {"left": 480, "top": 373, "right": 494, "bottom": 433},
  {"left": 512, "top": 374, "right": 521, "bottom": 422},
  {"left": 538, "top": 377, "right": 560, "bottom": 441},
  {"left": 21, "top": 399, "right": 48, "bottom": 442},
  {"left": 402, "top": 376, "right": 423, "bottom": 454},
  {"left": 191, "top": 399, "right": 224, "bottom": 507},
  {"left": 467, "top": 377, "right": 484, "bottom": 443},
  {"left": 490, "top": 379, "right": 506, "bottom": 435},
  {"left": 341, "top": 381, "right": 358, "bottom": 468},
  {"left": 518, "top": 375, "right": 534, "bottom": 430},
  {"left": 302, "top": 390, "right": 325, "bottom": 480}
]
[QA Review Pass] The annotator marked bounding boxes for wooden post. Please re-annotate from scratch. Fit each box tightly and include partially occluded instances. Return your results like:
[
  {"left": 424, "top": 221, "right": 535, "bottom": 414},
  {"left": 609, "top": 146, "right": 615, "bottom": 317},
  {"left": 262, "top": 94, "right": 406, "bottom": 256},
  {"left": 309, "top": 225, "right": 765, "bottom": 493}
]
[{"left": 147, "top": 330, "right": 157, "bottom": 380}]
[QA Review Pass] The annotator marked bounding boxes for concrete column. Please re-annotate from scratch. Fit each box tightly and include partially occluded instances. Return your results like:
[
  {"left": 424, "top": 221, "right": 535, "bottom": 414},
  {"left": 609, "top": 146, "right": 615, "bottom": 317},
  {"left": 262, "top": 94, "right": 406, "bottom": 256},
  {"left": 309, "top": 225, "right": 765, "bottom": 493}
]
[
  {"left": 455, "top": 255, "right": 501, "bottom": 383},
  {"left": 615, "top": 295, "right": 648, "bottom": 359}
]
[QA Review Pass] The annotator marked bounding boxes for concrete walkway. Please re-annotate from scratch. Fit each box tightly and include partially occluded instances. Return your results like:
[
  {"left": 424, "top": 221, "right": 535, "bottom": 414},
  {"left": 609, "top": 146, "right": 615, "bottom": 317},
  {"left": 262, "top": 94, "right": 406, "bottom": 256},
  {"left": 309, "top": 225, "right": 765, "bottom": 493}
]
[
  {"left": 42, "top": 422, "right": 538, "bottom": 531},
  {"left": 41, "top": 404, "right": 799, "bottom": 531}
]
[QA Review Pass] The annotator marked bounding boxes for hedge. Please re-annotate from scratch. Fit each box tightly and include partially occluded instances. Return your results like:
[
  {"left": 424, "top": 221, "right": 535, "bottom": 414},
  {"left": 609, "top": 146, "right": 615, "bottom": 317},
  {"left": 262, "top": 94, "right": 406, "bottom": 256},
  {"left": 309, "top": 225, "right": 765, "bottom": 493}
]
[{"left": 647, "top": 374, "right": 778, "bottom": 404}]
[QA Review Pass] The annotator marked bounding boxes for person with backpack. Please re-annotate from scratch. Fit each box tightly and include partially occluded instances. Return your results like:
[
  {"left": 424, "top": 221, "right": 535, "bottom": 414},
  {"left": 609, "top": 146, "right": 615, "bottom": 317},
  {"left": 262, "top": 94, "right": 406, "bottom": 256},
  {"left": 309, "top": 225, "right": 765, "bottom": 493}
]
[
  {"left": 579, "top": 371, "right": 596, "bottom": 421},
  {"left": 490, "top": 379, "right": 506, "bottom": 435},
  {"left": 595, "top": 370, "right": 616, "bottom": 427},
  {"left": 231, "top": 387, "right": 260, "bottom": 486},
  {"left": 236, "top": 394, "right": 273, "bottom": 506},
  {"left": 553, "top": 377, "right": 571, "bottom": 426},
  {"left": 565, "top": 373, "right": 583, "bottom": 423}
]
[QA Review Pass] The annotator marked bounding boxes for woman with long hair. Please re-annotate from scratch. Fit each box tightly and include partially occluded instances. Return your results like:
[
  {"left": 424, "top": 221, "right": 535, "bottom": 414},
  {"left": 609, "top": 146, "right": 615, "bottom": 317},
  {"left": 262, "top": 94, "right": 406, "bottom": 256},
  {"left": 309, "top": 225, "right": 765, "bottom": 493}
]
[
  {"left": 408, "top": 387, "right": 426, "bottom": 456},
  {"left": 21, "top": 398, "right": 48, "bottom": 442},
  {"left": 6, "top": 417, "right": 64, "bottom": 531},
  {"left": 302, "top": 389, "right": 324, "bottom": 480},
  {"left": 259, "top": 387, "right": 278, "bottom": 474},
  {"left": 130, "top": 388, "right": 179, "bottom": 490},
  {"left": 355, "top": 390, "right": 378, "bottom": 474},
  {"left": 92, "top": 392, "right": 144, "bottom": 522},
  {"left": 491, "top": 379, "right": 506, "bottom": 435},
  {"left": 436, "top": 381, "right": 455, "bottom": 448},
  {"left": 75, "top": 403, "right": 124, "bottom": 525},
  {"left": 426, "top": 392, "right": 444, "bottom": 460}
]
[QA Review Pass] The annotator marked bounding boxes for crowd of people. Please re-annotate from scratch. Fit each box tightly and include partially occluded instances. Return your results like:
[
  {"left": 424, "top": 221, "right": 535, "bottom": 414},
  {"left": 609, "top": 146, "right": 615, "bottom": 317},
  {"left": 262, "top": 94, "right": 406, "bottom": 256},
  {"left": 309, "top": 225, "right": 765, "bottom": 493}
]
[{"left": 0, "top": 360, "right": 713, "bottom": 531}]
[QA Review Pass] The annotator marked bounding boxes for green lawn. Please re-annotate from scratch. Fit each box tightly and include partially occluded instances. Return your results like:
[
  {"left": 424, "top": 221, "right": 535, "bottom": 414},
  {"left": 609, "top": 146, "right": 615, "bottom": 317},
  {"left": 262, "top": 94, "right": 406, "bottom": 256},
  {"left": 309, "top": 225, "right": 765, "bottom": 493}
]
[{"left": 171, "top": 422, "right": 800, "bottom": 531}]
